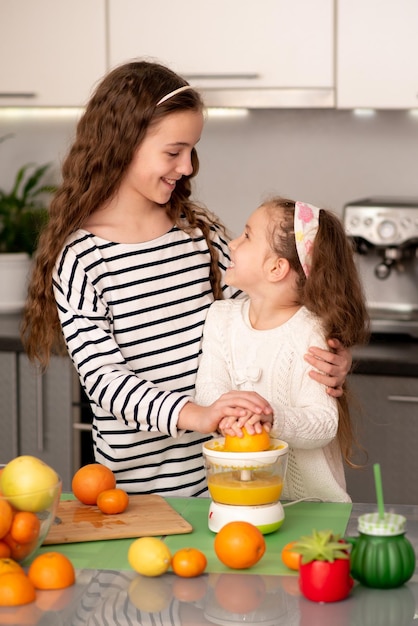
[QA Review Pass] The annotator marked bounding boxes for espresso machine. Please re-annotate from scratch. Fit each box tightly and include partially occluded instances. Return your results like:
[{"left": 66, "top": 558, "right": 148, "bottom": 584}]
[{"left": 343, "top": 197, "right": 418, "bottom": 338}]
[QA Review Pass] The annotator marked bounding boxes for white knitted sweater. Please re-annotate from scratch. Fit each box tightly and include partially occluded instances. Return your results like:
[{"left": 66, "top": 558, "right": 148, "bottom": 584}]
[{"left": 195, "top": 298, "right": 350, "bottom": 503}]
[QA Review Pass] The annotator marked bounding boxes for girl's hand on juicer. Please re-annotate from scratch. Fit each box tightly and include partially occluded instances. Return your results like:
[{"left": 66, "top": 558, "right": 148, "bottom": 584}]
[
  {"left": 178, "top": 391, "right": 272, "bottom": 433},
  {"left": 219, "top": 413, "right": 273, "bottom": 437}
]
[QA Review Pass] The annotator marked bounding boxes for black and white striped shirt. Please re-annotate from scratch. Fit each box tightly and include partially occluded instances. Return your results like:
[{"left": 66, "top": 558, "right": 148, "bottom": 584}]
[{"left": 53, "top": 223, "right": 237, "bottom": 496}]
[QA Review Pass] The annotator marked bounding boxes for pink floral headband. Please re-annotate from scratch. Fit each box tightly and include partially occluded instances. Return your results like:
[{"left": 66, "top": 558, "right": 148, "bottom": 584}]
[{"left": 294, "top": 201, "right": 320, "bottom": 277}]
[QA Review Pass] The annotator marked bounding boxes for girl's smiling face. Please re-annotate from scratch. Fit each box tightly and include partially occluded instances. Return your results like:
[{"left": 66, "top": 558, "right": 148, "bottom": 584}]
[
  {"left": 122, "top": 109, "right": 204, "bottom": 207},
  {"left": 226, "top": 205, "right": 275, "bottom": 292}
]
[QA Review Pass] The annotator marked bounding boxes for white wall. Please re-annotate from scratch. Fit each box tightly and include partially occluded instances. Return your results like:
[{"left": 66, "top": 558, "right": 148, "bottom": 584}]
[{"left": 1, "top": 108, "right": 417, "bottom": 236}]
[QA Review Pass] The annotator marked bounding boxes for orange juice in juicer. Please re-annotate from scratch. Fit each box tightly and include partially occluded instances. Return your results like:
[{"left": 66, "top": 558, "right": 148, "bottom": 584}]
[{"left": 202, "top": 438, "right": 289, "bottom": 534}]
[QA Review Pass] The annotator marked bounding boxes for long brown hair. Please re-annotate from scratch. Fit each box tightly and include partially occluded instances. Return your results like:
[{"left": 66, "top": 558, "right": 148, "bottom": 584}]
[
  {"left": 21, "top": 61, "right": 227, "bottom": 368},
  {"left": 264, "top": 196, "right": 370, "bottom": 466}
]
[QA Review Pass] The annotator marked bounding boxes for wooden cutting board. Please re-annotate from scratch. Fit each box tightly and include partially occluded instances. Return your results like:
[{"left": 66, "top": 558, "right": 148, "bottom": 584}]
[{"left": 44, "top": 495, "right": 193, "bottom": 544}]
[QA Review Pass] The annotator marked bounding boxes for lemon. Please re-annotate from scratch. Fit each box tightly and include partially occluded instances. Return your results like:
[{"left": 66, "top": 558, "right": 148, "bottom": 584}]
[{"left": 128, "top": 537, "right": 172, "bottom": 577}]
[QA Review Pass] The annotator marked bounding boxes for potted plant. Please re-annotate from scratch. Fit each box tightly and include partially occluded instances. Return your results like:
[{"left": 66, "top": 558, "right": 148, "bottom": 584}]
[
  {"left": 0, "top": 135, "right": 55, "bottom": 313},
  {"left": 292, "top": 529, "right": 354, "bottom": 603}
]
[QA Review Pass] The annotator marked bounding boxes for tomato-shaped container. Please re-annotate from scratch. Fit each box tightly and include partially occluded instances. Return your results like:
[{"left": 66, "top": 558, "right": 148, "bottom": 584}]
[{"left": 347, "top": 512, "right": 416, "bottom": 589}]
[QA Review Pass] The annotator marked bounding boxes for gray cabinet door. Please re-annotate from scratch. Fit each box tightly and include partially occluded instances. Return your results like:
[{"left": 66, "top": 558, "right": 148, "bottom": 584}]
[
  {"left": 19, "top": 354, "right": 74, "bottom": 491},
  {"left": 0, "top": 351, "right": 18, "bottom": 463},
  {"left": 345, "top": 374, "right": 418, "bottom": 504}
]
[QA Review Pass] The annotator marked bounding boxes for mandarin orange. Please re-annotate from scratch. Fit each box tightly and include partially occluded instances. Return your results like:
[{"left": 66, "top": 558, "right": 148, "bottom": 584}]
[
  {"left": 97, "top": 488, "right": 129, "bottom": 514},
  {"left": 0, "top": 572, "right": 36, "bottom": 606},
  {"left": 28, "top": 552, "right": 75, "bottom": 590},
  {"left": 171, "top": 547, "right": 207, "bottom": 578},
  {"left": 10, "top": 512, "right": 40, "bottom": 545},
  {"left": 281, "top": 541, "right": 301, "bottom": 571}
]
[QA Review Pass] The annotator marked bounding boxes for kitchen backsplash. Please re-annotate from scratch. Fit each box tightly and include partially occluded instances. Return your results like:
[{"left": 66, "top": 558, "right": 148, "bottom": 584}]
[{"left": 0, "top": 108, "right": 417, "bottom": 235}]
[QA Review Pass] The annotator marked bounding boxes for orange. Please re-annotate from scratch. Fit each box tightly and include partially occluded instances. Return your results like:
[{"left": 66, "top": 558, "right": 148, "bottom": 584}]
[
  {"left": 223, "top": 428, "right": 270, "bottom": 453},
  {"left": 72, "top": 463, "right": 116, "bottom": 505},
  {"left": 171, "top": 548, "right": 207, "bottom": 578},
  {"left": 10, "top": 512, "right": 40, "bottom": 545},
  {"left": 0, "top": 541, "right": 12, "bottom": 559},
  {"left": 281, "top": 541, "right": 301, "bottom": 571},
  {"left": 214, "top": 573, "right": 266, "bottom": 614},
  {"left": 0, "top": 558, "right": 24, "bottom": 577},
  {"left": 2, "top": 534, "right": 38, "bottom": 563},
  {"left": 0, "top": 572, "right": 36, "bottom": 606},
  {"left": 0, "top": 500, "right": 14, "bottom": 539},
  {"left": 28, "top": 552, "right": 75, "bottom": 590},
  {"left": 97, "top": 488, "right": 129, "bottom": 515},
  {"left": 214, "top": 521, "right": 266, "bottom": 569}
]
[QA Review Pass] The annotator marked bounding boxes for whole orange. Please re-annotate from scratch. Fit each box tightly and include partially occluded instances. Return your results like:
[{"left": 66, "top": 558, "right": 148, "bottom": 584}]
[
  {"left": 0, "top": 572, "right": 36, "bottom": 606},
  {"left": 97, "top": 488, "right": 129, "bottom": 515},
  {"left": 10, "top": 512, "right": 40, "bottom": 545},
  {"left": 171, "top": 547, "right": 207, "bottom": 578},
  {"left": 72, "top": 463, "right": 116, "bottom": 505},
  {"left": 214, "top": 521, "right": 266, "bottom": 569},
  {"left": 281, "top": 541, "right": 301, "bottom": 571},
  {"left": 28, "top": 552, "right": 75, "bottom": 590},
  {"left": 223, "top": 428, "right": 270, "bottom": 453}
]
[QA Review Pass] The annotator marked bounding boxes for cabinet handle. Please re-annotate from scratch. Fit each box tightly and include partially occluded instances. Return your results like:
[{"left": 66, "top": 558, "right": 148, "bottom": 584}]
[
  {"left": 388, "top": 395, "right": 418, "bottom": 403},
  {"left": 0, "top": 92, "right": 36, "bottom": 98},
  {"left": 36, "top": 373, "right": 44, "bottom": 452},
  {"left": 181, "top": 73, "right": 260, "bottom": 80},
  {"left": 73, "top": 423, "right": 92, "bottom": 432}
]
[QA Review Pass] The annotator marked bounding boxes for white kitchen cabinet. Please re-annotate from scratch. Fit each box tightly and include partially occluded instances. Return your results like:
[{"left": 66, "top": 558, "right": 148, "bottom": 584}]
[
  {"left": 0, "top": 351, "right": 74, "bottom": 491},
  {"left": 0, "top": 0, "right": 106, "bottom": 107},
  {"left": 345, "top": 374, "right": 418, "bottom": 504},
  {"left": 108, "top": 0, "right": 334, "bottom": 108},
  {"left": 337, "top": 0, "right": 418, "bottom": 109}
]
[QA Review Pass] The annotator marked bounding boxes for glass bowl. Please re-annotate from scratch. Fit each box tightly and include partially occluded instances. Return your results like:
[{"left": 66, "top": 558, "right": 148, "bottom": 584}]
[{"left": 0, "top": 467, "right": 62, "bottom": 564}]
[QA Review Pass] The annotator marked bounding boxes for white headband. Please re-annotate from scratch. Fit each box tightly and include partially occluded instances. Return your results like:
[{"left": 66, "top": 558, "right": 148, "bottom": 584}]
[
  {"left": 294, "top": 201, "right": 320, "bottom": 277},
  {"left": 157, "top": 85, "right": 193, "bottom": 106}
]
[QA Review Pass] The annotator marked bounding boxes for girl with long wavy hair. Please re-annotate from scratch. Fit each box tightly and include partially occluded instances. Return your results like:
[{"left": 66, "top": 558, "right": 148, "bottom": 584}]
[{"left": 21, "top": 62, "right": 351, "bottom": 496}]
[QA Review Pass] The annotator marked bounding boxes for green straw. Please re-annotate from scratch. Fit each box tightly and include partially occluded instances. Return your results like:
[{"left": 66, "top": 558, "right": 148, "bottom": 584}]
[{"left": 373, "top": 463, "right": 385, "bottom": 519}]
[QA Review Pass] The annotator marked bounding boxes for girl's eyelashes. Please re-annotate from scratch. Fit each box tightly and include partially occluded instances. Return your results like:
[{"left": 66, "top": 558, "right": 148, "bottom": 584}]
[{"left": 167, "top": 152, "right": 180, "bottom": 158}]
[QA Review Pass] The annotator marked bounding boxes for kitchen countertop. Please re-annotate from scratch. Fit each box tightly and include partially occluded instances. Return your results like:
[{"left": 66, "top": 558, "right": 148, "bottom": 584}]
[
  {"left": 4, "top": 499, "right": 418, "bottom": 626},
  {"left": 352, "top": 333, "right": 418, "bottom": 377}
]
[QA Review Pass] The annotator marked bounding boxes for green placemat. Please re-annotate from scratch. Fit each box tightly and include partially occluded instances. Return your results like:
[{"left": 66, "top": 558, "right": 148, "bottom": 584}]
[
  {"left": 164, "top": 499, "right": 352, "bottom": 576},
  {"left": 33, "top": 497, "right": 351, "bottom": 575}
]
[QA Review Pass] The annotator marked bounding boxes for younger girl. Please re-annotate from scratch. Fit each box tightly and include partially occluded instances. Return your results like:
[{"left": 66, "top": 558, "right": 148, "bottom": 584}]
[
  {"left": 21, "top": 62, "right": 351, "bottom": 496},
  {"left": 195, "top": 197, "right": 369, "bottom": 502}
]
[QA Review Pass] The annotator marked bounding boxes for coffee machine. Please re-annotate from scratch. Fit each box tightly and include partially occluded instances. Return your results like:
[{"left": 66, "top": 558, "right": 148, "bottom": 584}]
[{"left": 343, "top": 197, "right": 418, "bottom": 338}]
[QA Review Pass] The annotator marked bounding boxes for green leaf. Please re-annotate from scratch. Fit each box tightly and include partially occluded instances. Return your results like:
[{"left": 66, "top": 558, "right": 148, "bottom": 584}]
[
  {"left": 292, "top": 529, "right": 351, "bottom": 564},
  {"left": 0, "top": 138, "right": 56, "bottom": 255}
]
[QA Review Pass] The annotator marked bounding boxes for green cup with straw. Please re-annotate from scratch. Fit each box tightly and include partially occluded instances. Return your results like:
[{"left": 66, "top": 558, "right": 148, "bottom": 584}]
[{"left": 346, "top": 463, "right": 416, "bottom": 588}]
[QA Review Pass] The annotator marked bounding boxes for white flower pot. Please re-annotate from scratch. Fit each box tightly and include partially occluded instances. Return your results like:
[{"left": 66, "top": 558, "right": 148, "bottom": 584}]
[{"left": 0, "top": 253, "right": 32, "bottom": 313}]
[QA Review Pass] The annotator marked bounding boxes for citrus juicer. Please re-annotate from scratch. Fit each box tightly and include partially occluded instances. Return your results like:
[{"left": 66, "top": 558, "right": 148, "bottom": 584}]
[{"left": 202, "top": 438, "right": 289, "bottom": 534}]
